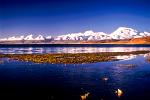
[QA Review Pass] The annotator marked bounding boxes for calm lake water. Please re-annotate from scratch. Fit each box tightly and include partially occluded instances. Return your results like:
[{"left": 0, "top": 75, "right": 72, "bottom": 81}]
[
  {"left": 0, "top": 46, "right": 150, "bottom": 54},
  {"left": 0, "top": 46, "right": 150, "bottom": 100}
]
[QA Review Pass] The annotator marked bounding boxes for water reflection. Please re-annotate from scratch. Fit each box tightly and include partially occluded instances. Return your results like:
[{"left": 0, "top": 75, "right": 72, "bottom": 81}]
[
  {"left": 80, "top": 92, "right": 90, "bottom": 100},
  {"left": 115, "top": 89, "right": 123, "bottom": 97},
  {"left": 144, "top": 53, "right": 150, "bottom": 57},
  {"left": 0, "top": 47, "right": 150, "bottom": 54},
  {"left": 116, "top": 64, "right": 137, "bottom": 68},
  {"left": 145, "top": 53, "right": 150, "bottom": 63},
  {"left": 115, "top": 54, "right": 137, "bottom": 60}
]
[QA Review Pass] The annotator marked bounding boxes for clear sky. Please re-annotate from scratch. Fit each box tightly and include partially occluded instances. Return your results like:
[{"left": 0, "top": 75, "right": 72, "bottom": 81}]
[{"left": 0, "top": 0, "right": 150, "bottom": 38}]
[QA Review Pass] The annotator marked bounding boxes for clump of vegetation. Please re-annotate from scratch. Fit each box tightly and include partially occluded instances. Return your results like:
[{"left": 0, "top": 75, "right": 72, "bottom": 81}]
[{"left": 0, "top": 51, "right": 149, "bottom": 64}]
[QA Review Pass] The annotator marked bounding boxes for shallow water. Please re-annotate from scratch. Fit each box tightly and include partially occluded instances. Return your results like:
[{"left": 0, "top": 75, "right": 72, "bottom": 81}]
[{"left": 0, "top": 46, "right": 150, "bottom": 100}]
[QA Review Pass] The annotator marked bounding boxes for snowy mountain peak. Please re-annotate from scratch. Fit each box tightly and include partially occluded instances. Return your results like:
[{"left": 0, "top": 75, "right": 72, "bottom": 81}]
[
  {"left": 35, "top": 35, "right": 45, "bottom": 40},
  {"left": 112, "top": 27, "right": 138, "bottom": 35},
  {"left": 84, "top": 30, "right": 95, "bottom": 35},
  {"left": 110, "top": 27, "right": 140, "bottom": 39},
  {"left": 7, "top": 36, "right": 24, "bottom": 41},
  {"left": 24, "top": 34, "right": 34, "bottom": 40},
  {"left": 115, "top": 27, "right": 136, "bottom": 30}
]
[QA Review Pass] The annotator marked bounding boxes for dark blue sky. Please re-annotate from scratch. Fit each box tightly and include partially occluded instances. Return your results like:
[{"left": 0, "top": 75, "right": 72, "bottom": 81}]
[{"left": 0, "top": 0, "right": 150, "bottom": 37}]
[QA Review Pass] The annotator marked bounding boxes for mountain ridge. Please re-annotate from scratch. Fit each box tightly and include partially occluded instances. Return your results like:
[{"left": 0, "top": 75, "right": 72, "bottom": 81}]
[{"left": 0, "top": 27, "right": 150, "bottom": 44}]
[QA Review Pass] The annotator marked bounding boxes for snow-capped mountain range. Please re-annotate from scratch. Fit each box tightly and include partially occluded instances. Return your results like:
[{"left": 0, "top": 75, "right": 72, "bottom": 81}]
[{"left": 0, "top": 27, "right": 150, "bottom": 41}]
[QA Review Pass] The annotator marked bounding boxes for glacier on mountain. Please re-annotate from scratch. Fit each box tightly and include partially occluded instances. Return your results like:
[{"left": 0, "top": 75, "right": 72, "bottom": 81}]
[{"left": 54, "top": 27, "right": 150, "bottom": 40}]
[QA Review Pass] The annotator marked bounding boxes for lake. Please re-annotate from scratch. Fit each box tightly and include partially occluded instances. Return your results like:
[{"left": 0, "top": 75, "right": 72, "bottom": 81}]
[{"left": 0, "top": 45, "right": 150, "bottom": 100}]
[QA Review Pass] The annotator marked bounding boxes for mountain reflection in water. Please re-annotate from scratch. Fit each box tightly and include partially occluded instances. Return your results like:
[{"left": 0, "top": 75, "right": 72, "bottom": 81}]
[{"left": 0, "top": 47, "right": 150, "bottom": 54}]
